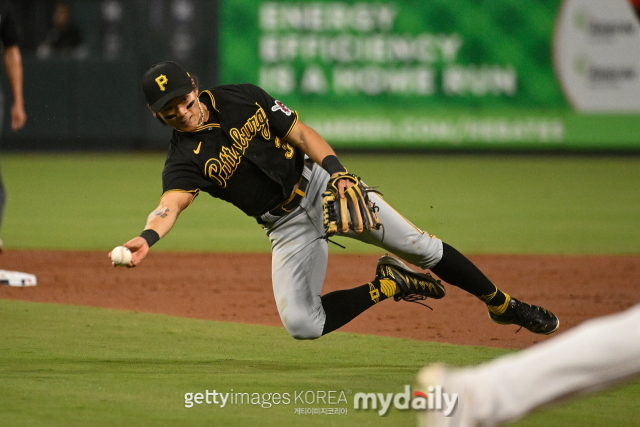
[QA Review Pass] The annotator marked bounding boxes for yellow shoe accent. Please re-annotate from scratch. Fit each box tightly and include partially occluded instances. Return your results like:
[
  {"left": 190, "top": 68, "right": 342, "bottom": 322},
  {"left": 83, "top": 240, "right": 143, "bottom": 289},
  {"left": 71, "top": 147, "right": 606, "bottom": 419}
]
[
  {"left": 379, "top": 278, "right": 398, "bottom": 298},
  {"left": 488, "top": 293, "right": 511, "bottom": 316},
  {"left": 478, "top": 288, "right": 497, "bottom": 304}
]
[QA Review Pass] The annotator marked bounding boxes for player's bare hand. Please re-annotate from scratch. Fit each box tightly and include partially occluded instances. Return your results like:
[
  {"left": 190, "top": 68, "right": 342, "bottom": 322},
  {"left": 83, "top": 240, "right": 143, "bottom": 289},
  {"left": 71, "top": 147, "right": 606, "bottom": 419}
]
[
  {"left": 332, "top": 174, "right": 355, "bottom": 199},
  {"left": 108, "top": 237, "right": 149, "bottom": 268},
  {"left": 123, "top": 237, "right": 150, "bottom": 267},
  {"left": 11, "top": 104, "right": 26, "bottom": 131}
]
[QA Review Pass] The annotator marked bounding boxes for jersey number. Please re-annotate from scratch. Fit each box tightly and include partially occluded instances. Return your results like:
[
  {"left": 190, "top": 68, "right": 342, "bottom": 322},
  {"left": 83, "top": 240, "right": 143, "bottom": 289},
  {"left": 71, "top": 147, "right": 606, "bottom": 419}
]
[{"left": 275, "top": 137, "right": 295, "bottom": 159}]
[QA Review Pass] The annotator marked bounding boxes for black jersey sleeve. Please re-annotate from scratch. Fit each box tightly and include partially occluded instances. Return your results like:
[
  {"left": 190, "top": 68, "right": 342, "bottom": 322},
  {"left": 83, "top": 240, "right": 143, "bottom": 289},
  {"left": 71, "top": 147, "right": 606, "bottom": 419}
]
[
  {"left": 161, "top": 166, "right": 201, "bottom": 208},
  {"left": 237, "top": 84, "right": 299, "bottom": 140},
  {"left": 0, "top": 4, "right": 20, "bottom": 47},
  {"left": 161, "top": 142, "right": 205, "bottom": 203},
  {"left": 162, "top": 164, "right": 202, "bottom": 194}
]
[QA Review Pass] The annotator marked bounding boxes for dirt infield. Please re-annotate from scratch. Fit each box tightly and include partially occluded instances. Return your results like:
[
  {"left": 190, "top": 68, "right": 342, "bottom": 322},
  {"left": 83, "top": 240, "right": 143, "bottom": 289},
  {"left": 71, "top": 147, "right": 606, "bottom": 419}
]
[{"left": 1, "top": 250, "right": 638, "bottom": 349}]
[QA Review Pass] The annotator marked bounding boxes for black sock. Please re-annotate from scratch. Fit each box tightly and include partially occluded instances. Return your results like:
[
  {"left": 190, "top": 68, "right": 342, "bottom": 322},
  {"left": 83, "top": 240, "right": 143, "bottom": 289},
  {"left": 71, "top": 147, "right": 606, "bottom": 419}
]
[
  {"left": 431, "top": 242, "right": 508, "bottom": 309},
  {"left": 321, "top": 278, "right": 394, "bottom": 335}
]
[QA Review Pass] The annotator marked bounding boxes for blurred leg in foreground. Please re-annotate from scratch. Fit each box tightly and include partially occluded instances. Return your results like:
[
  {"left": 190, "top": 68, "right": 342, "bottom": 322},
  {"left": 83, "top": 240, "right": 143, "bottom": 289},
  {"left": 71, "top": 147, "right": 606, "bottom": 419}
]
[{"left": 416, "top": 303, "right": 640, "bottom": 427}]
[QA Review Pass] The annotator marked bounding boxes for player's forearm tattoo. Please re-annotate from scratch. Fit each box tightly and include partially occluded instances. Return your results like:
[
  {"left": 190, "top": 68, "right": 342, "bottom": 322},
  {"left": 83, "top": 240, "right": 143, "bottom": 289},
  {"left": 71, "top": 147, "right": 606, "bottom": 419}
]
[{"left": 153, "top": 208, "right": 169, "bottom": 219}]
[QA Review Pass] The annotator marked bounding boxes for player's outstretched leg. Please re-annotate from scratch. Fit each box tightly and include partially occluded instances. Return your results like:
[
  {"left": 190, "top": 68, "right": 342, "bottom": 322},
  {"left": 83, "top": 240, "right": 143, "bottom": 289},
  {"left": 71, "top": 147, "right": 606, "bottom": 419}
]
[
  {"left": 320, "top": 255, "right": 445, "bottom": 335},
  {"left": 344, "top": 191, "right": 559, "bottom": 335},
  {"left": 430, "top": 242, "right": 559, "bottom": 335}
]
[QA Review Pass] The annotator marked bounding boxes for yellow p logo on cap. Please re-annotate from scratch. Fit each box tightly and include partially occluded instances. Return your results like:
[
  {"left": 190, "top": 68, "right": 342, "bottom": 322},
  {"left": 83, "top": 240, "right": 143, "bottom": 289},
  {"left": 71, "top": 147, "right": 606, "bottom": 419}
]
[{"left": 155, "top": 74, "right": 168, "bottom": 91}]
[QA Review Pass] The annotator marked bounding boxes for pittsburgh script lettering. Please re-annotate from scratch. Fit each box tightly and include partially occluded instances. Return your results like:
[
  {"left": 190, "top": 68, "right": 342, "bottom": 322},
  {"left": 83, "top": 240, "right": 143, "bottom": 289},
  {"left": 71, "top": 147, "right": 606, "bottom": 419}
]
[{"left": 205, "top": 104, "right": 271, "bottom": 187}]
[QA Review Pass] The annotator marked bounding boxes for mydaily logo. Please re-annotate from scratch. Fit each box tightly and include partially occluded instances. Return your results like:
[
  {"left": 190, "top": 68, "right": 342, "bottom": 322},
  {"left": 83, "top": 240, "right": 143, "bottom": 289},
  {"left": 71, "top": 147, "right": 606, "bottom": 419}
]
[
  {"left": 353, "top": 385, "right": 458, "bottom": 417},
  {"left": 183, "top": 384, "right": 458, "bottom": 418}
]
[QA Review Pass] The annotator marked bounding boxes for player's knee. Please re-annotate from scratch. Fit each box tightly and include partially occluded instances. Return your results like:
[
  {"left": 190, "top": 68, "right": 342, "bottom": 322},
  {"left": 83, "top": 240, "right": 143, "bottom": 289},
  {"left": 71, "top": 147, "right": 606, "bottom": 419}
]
[
  {"left": 290, "top": 331, "right": 321, "bottom": 340},
  {"left": 401, "top": 234, "right": 443, "bottom": 270},
  {"left": 282, "top": 312, "right": 323, "bottom": 340}
]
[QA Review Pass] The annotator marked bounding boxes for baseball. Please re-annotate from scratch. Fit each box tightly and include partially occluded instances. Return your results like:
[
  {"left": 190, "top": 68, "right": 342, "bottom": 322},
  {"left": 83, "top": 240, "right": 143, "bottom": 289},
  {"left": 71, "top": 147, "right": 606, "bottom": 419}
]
[{"left": 111, "top": 246, "right": 132, "bottom": 266}]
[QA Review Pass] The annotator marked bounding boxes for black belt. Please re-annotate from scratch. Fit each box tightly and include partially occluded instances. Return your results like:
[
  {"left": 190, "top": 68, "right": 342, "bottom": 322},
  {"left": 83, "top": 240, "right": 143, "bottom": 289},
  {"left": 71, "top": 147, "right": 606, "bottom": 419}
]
[{"left": 256, "top": 158, "right": 314, "bottom": 225}]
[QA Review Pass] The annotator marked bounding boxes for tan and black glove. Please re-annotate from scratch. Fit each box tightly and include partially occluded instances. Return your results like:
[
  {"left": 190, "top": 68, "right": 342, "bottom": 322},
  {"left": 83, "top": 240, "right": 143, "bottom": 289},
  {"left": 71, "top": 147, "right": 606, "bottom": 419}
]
[{"left": 322, "top": 172, "right": 382, "bottom": 237}]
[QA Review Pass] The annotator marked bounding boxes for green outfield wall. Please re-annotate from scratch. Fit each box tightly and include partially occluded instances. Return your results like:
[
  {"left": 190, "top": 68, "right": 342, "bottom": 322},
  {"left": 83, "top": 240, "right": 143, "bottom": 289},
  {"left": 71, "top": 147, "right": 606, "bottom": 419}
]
[{"left": 220, "top": 0, "right": 640, "bottom": 150}]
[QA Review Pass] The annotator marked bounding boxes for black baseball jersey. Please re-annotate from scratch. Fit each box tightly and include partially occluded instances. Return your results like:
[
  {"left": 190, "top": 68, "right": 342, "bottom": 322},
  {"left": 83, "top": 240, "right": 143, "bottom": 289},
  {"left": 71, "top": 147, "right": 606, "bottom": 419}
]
[
  {"left": 161, "top": 84, "right": 304, "bottom": 217},
  {"left": 0, "top": 1, "right": 19, "bottom": 47}
]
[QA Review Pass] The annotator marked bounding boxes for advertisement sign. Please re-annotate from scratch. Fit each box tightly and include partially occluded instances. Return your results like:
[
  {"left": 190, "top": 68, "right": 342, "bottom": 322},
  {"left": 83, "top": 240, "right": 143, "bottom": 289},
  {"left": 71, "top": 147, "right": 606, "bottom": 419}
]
[
  {"left": 555, "top": 0, "right": 640, "bottom": 111},
  {"left": 221, "top": 0, "right": 640, "bottom": 149}
]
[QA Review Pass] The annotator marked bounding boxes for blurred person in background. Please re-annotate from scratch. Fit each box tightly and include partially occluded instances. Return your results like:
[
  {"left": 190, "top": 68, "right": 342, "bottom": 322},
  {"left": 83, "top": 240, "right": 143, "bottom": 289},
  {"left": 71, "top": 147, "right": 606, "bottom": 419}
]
[
  {"left": 36, "top": 1, "right": 86, "bottom": 60},
  {"left": 0, "top": 0, "right": 27, "bottom": 251}
]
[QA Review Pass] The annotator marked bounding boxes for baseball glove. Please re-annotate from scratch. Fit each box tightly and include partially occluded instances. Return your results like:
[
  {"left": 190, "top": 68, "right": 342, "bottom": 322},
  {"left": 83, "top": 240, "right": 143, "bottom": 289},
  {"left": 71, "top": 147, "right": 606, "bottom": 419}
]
[{"left": 322, "top": 172, "right": 382, "bottom": 237}]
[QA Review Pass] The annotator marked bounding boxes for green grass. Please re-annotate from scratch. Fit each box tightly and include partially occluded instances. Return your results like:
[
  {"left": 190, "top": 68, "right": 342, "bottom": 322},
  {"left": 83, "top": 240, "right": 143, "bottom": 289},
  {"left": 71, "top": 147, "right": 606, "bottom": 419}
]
[
  {"left": 1, "top": 153, "right": 639, "bottom": 254},
  {"left": 1, "top": 153, "right": 639, "bottom": 425},
  {"left": 1, "top": 299, "right": 638, "bottom": 427}
]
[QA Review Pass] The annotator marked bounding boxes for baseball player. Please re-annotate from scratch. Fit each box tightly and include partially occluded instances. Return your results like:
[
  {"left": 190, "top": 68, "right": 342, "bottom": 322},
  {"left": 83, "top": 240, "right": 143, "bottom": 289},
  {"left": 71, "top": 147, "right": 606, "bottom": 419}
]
[
  {"left": 416, "top": 303, "right": 640, "bottom": 427},
  {"left": 0, "top": 0, "right": 27, "bottom": 251},
  {"left": 111, "top": 61, "right": 559, "bottom": 340}
]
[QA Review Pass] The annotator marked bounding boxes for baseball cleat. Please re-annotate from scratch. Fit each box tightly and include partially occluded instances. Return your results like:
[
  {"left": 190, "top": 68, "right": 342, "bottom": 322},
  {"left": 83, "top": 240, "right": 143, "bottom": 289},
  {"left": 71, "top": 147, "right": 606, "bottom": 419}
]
[
  {"left": 376, "top": 254, "right": 446, "bottom": 304},
  {"left": 489, "top": 298, "right": 559, "bottom": 335}
]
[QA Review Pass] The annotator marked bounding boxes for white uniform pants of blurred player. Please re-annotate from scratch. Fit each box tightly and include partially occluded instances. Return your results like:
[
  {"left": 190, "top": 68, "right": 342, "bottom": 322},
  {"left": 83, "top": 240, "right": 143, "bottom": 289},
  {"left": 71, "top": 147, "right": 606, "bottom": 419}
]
[
  {"left": 417, "top": 303, "right": 640, "bottom": 427},
  {"left": 265, "top": 161, "right": 443, "bottom": 339}
]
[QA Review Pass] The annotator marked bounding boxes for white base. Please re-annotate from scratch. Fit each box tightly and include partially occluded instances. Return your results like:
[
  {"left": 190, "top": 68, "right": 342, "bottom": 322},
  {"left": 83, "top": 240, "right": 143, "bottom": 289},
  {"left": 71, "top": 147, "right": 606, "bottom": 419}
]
[{"left": 0, "top": 270, "right": 37, "bottom": 287}]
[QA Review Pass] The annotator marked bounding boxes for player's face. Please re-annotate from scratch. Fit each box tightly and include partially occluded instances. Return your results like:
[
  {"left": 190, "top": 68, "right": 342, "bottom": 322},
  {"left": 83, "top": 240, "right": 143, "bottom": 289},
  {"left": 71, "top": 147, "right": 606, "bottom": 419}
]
[{"left": 157, "top": 90, "right": 201, "bottom": 132}]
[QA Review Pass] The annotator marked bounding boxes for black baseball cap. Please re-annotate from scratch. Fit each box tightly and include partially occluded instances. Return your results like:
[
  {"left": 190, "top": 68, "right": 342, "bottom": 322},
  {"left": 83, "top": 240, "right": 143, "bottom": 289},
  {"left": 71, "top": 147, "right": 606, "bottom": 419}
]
[{"left": 142, "top": 61, "right": 194, "bottom": 112}]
